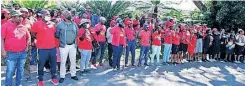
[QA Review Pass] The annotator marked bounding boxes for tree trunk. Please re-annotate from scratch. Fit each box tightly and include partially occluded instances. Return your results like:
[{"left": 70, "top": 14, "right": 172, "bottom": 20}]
[
  {"left": 193, "top": 1, "right": 207, "bottom": 12},
  {"left": 211, "top": 0, "right": 218, "bottom": 28}
]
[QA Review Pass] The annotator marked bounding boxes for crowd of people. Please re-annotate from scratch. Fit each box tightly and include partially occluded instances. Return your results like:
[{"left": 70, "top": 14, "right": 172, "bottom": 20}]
[{"left": 1, "top": 4, "right": 245, "bottom": 86}]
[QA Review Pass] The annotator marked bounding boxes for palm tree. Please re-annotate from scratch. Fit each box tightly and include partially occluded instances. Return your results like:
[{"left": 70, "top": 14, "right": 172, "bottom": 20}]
[{"left": 13, "top": 0, "right": 56, "bottom": 9}]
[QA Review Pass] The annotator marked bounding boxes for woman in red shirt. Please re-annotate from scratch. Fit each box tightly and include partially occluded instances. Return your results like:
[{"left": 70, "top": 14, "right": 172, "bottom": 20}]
[
  {"left": 171, "top": 28, "right": 181, "bottom": 64},
  {"left": 150, "top": 26, "right": 162, "bottom": 65},
  {"left": 77, "top": 19, "right": 94, "bottom": 73},
  {"left": 187, "top": 29, "right": 197, "bottom": 61}
]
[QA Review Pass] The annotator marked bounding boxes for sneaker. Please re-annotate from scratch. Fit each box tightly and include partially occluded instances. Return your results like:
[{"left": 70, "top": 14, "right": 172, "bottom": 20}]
[
  {"left": 37, "top": 81, "right": 44, "bottom": 86},
  {"left": 51, "top": 79, "right": 59, "bottom": 85},
  {"left": 237, "top": 61, "right": 241, "bottom": 63},
  {"left": 26, "top": 77, "right": 32, "bottom": 83},
  {"left": 99, "top": 63, "right": 104, "bottom": 66},
  {"left": 198, "top": 60, "right": 202, "bottom": 62},
  {"left": 84, "top": 69, "right": 91, "bottom": 73}
]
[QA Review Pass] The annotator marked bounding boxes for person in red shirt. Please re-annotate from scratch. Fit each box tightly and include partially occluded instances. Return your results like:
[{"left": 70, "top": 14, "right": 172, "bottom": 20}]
[
  {"left": 125, "top": 21, "right": 136, "bottom": 66},
  {"left": 179, "top": 25, "right": 190, "bottom": 63},
  {"left": 171, "top": 28, "right": 181, "bottom": 64},
  {"left": 32, "top": 10, "right": 59, "bottom": 86},
  {"left": 2, "top": 10, "right": 31, "bottom": 86},
  {"left": 138, "top": 24, "right": 151, "bottom": 66},
  {"left": 111, "top": 18, "right": 126, "bottom": 70},
  {"left": 77, "top": 19, "right": 94, "bottom": 74},
  {"left": 162, "top": 26, "right": 174, "bottom": 64},
  {"left": 150, "top": 26, "right": 162, "bottom": 65},
  {"left": 1, "top": 9, "right": 10, "bottom": 25},
  {"left": 93, "top": 17, "right": 107, "bottom": 66},
  {"left": 187, "top": 29, "right": 197, "bottom": 61}
]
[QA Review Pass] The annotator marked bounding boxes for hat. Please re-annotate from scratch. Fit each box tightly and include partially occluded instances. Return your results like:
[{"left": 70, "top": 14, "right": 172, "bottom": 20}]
[
  {"left": 39, "top": 10, "right": 50, "bottom": 16},
  {"left": 100, "top": 17, "right": 106, "bottom": 21},
  {"left": 143, "top": 24, "right": 149, "bottom": 28},
  {"left": 11, "top": 10, "right": 22, "bottom": 16},
  {"left": 116, "top": 18, "right": 123, "bottom": 23},
  {"left": 80, "top": 19, "right": 90, "bottom": 25},
  {"left": 2, "top": 9, "right": 10, "bottom": 14},
  {"left": 20, "top": 8, "right": 28, "bottom": 12}
]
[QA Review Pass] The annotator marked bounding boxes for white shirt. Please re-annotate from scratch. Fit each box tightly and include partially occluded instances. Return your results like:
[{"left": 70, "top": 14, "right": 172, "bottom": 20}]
[
  {"left": 235, "top": 35, "right": 245, "bottom": 46},
  {"left": 106, "top": 27, "right": 112, "bottom": 43}
]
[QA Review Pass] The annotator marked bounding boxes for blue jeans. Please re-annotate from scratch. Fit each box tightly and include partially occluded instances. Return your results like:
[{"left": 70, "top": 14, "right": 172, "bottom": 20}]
[
  {"left": 163, "top": 44, "right": 172, "bottom": 63},
  {"left": 79, "top": 49, "right": 92, "bottom": 71},
  {"left": 125, "top": 40, "right": 136, "bottom": 65},
  {"left": 38, "top": 48, "right": 57, "bottom": 81},
  {"left": 93, "top": 42, "right": 106, "bottom": 64},
  {"left": 112, "top": 45, "right": 123, "bottom": 68},
  {"left": 138, "top": 45, "right": 150, "bottom": 65},
  {"left": 5, "top": 51, "right": 27, "bottom": 86},
  {"left": 30, "top": 46, "right": 37, "bottom": 65}
]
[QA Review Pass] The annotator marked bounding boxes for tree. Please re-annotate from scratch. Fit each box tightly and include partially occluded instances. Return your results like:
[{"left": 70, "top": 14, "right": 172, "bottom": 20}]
[
  {"left": 133, "top": 0, "right": 179, "bottom": 19},
  {"left": 13, "top": 0, "right": 56, "bottom": 9},
  {"left": 202, "top": 1, "right": 245, "bottom": 31}
]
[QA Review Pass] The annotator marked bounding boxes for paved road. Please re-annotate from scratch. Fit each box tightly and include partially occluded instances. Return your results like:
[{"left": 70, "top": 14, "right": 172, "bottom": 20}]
[{"left": 1, "top": 61, "right": 245, "bottom": 86}]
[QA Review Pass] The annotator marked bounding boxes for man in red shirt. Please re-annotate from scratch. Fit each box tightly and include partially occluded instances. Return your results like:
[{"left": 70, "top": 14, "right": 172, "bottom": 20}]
[
  {"left": 32, "top": 10, "right": 59, "bottom": 86},
  {"left": 111, "top": 18, "right": 126, "bottom": 70},
  {"left": 138, "top": 24, "right": 151, "bottom": 66},
  {"left": 93, "top": 17, "right": 107, "bottom": 66},
  {"left": 125, "top": 21, "right": 136, "bottom": 67},
  {"left": 2, "top": 10, "right": 30, "bottom": 86},
  {"left": 1, "top": 9, "right": 10, "bottom": 25}
]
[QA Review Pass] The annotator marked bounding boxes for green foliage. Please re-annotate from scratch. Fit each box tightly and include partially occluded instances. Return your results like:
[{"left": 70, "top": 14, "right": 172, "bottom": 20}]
[
  {"left": 13, "top": 0, "right": 56, "bottom": 9},
  {"left": 58, "top": 1, "right": 85, "bottom": 16},
  {"left": 202, "top": 1, "right": 245, "bottom": 31}
]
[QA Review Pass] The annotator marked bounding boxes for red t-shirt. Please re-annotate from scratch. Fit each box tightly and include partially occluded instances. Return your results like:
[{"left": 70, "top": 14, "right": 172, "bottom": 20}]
[
  {"left": 152, "top": 31, "right": 161, "bottom": 46},
  {"left": 77, "top": 28, "right": 93, "bottom": 50},
  {"left": 125, "top": 27, "right": 135, "bottom": 40},
  {"left": 172, "top": 32, "right": 180, "bottom": 45},
  {"left": 140, "top": 30, "right": 151, "bottom": 46},
  {"left": 1, "top": 21, "right": 29, "bottom": 52},
  {"left": 163, "top": 29, "right": 174, "bottom": 44},
  {"left": 32, "top": 21, "right": 56, "bottom": 49},
  {"left": 111, "top": 25, "right": 126, "bottom": 46},
  {"left": 180, "top": 31, "right": 190, "bottom": 44},
  {"left": 1, "top": 19, "right": 8, "bottom": 25},
  {"left": 22, "top": 18, "right": 33, "bottom": 31},
  {"left": 94, "top": 24, "right": 106, "bottom": 42}
]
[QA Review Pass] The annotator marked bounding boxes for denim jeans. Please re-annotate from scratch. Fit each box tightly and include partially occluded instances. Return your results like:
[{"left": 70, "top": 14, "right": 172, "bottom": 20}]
[
  {"left": 30, "top": 46, "right": 37, "bottom": 65},
  {"left": 112, "top": 45, "right": 124, "bottom": 68},
  {"left": 93, "top": 42, "right": 106, "bottom": 64},
  {"left": 5, "top": 51, "right": 27, "bottom": 86},
  {"left": 38, "top": 48, "right": 57, "bottom": 81},
  {"left": 125, "top": 40, "right": 136, "bottom": 65},
  {"left": 138, "top": 45, "right": 150, "bottom": 65},
  {"left": 79, "top": 49, "right": 92, "bottom": 71},
  {"left": 163, "top": 44, "right": 172, "bottom": 63},
  {"left": 151, "top": 45, "right": 161, "bottom": 64}
]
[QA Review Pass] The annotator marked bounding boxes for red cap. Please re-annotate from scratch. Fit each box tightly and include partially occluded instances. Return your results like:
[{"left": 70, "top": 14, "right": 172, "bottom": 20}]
[
  {"left": 112, "top": 16, "right": 118, "bottom": 20},
  {"left": 2, "top": 9, "right": 10, "bottom": 14}
]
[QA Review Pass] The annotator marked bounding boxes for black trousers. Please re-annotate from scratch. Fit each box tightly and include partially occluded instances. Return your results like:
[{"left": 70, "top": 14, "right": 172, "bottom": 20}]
[{"left": 108, "top": 43, "right": 113, "bottom": 67}]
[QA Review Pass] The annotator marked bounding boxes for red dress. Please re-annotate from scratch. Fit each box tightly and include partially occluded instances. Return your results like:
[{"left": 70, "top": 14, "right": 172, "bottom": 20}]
[{"left": 188, "top": 34, "right": 197, "bottom": 56}]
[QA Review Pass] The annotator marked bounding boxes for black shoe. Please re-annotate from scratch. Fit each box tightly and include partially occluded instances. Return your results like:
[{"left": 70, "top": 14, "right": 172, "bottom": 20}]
[
  {"left": 116, "top": 67, "right": 120, "bottom": 71},
  {"left": 144, "top": 63, "right": 149, "bottom": 66},
  {"left": 80, "top": 71, "right": 85, "bottom": 75},
  {"left": 59, "top": 78, "right": 64, "bottom": 83},
  {"left": 71, "top": 76, "right": 79, "bottom": 80},
  {"left": 132, "top": 64, "right": 136, "bottom": 67},
  {"left": 84, "top": 69, "right": 91, "bottom": 73}
]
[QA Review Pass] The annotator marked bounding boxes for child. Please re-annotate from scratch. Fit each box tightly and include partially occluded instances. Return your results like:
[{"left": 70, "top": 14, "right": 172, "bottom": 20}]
[{"left": 225, "top": 38, "right": 235, "bottom": 62}]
